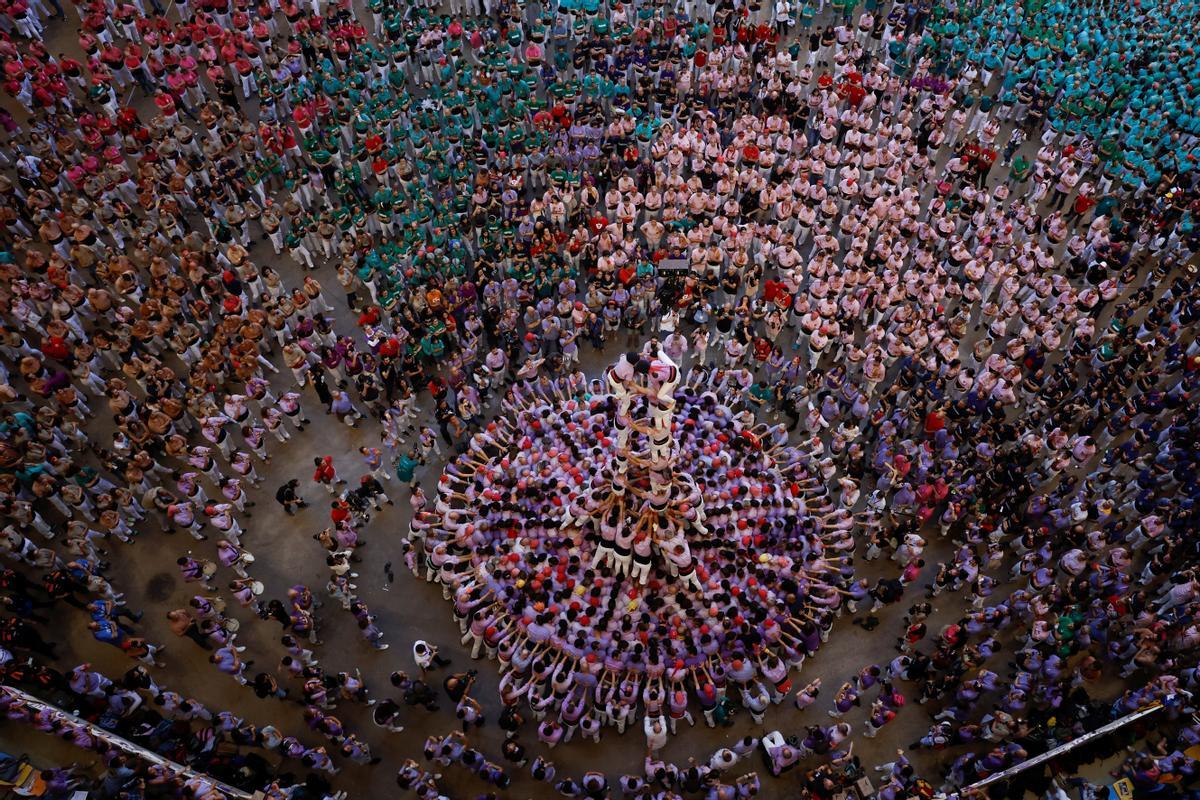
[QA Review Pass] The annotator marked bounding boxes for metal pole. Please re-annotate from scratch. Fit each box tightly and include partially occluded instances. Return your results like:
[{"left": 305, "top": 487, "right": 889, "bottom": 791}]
[
  {"left": 1, "top": 685, "right": 259, "bottom": 800},
  {"left": 964, "top": 701, "right": 1164, "bottom": 791}
]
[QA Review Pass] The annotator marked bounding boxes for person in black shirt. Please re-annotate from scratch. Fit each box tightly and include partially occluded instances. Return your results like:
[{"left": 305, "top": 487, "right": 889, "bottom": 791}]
[
  {"left": 434, "top": 401, "right": 457, "bottom": 445},
  {"left": 501, "top": 738, "right": 527, "bottom": 768},
  {"left": 442, "top": 670, "right": 476, "bottom": 704},
  {"left": 259, "top": 599, "right": 292, "bottom": 629},
  {"left": 356, "top": 475, "right": 392, "bottom": 511},
  {"left": 0, "top": 616, "right": 57, "bottom": 657},
  {"left": 308, "top": 366, "right": 333, "bottom": 410},
  {"left": 274, "top": 479, "right": 307, "bottom": 515},
  {"left": 499, "top": 704, "right": 524, "bottom": 736},
  {"left": 41, "top": 570, "right": 88, "bottom": 610},
  {"left": 400, "top": 678, "right": 439, "bottom": 712}
]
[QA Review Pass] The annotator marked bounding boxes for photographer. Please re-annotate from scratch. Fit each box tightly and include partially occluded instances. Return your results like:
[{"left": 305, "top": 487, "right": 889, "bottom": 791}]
[{"left": 443, "top": 669, "right": 476, "bottom": 704}]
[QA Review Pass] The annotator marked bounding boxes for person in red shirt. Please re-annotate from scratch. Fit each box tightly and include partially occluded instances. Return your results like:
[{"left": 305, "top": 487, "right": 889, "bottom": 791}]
[
  {"left": 356, "top": 306, "right": 381, "bottom": 328},
  {"left": 233, "top": 55, "right": 256, "bottom": 99},
  {"left": 112, "top": 1, "right": 137, "bottom": 39},
  {"left": 330, "top": 499, "right": 351, "bottom": 526},
  {"left": 1068, "top": 191, "right": 1098, "bottom": 223},
  {"left": 962, "top": 140, "right": 982, "bottom": 163},
  {"left": 751, "top": 337, "right": 772, "bottom": 364},
  {"left": 291, "top": 102, "right": 313, "bottom": 133},
  {"left": 839, "top": 80, "right": 866, "bottom": 107},
  {"left": 40, "top": 336, "right": 71, "bottom": 363},
  {"left": 154, "top": 90, "right": 178, "bottom": 120},
  {"left": 973, "top": 146, "right": 997, "bottom": 189},
  {"left": 764, "top": 280, "right": 793, "bottom": 312},
  {"left": 99, "top": 43, "right": 127, "bottom": 87},
  {"left": 312, "top": 456, "right": 345, "bottom": 494},
  {"left": 377, "top": 337, "right": 399, "bottom": 359},
  {"left": 31, "top": 83, "right": 55, "bottom": 110},
  {"left": 588, "top": 214, "right": 608, "bottom": 234},
  {"left": 58, "top": 55, "right": 83, "bottom": 90}
]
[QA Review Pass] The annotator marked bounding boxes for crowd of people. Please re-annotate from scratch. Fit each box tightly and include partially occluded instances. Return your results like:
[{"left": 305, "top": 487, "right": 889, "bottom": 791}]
[
  {"left": 0, "top": 0, "right": 1198, "bottom": 793},
  {"left": 415, "top": 360, "right": 863, "bottom": 742},
  {"left": 0, "top": 662, "right": 345, "bottom": 798}
]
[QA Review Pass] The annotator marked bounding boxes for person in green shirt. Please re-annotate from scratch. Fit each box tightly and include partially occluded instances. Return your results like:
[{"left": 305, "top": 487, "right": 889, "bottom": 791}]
[
  {"left": 1007, "top": 155, "right": 1032, "bottom": 187},
  {"left": 395, "top": 452, "right": 419, "bottom": 486},
  {"left": 748, "top": 382, "right": 774, "bottom": 409},
  {"left": 712, "top": 695, "right": 735, "bottom": 727},
  {"left": 419, "top": 332, "right": 445, "bottom": 362}
]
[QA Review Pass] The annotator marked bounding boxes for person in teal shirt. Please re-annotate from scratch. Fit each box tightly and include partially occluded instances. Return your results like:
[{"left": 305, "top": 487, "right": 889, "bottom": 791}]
[
  {"left": 395, "top": 452, "right": 419, "bottom": 485},
  {"left": 749, "top": 382, "right": 775, "bottom": 409}
]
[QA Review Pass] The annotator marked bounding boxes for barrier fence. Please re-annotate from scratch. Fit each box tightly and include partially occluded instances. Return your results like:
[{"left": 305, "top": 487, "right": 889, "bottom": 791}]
[
  {"left": 1, "top": 684, "right": 260, "bottom": 800},
  {"left": 964, "top": 702, "right": 1165, "bottom": 792}
]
